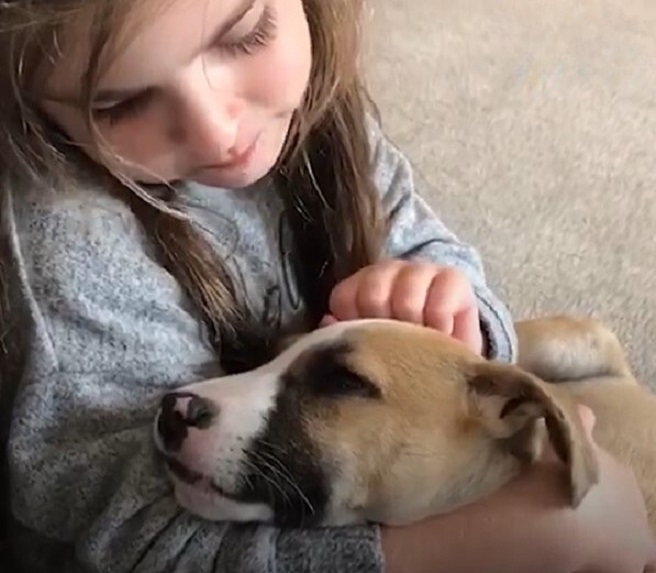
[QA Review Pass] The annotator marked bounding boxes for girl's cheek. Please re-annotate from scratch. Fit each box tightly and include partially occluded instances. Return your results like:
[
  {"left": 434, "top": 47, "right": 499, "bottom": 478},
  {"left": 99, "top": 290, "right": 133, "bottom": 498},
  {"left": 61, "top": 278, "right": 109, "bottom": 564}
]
[{"left": 244, "top": 2, "right": 312, "bottom": 110}]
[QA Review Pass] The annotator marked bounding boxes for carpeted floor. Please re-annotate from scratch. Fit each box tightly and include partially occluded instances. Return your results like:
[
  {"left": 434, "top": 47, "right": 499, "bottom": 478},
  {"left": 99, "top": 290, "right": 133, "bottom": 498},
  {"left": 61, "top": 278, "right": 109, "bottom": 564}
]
[{"left": 365, "top": 0, "right": 656, "bottom": 386}]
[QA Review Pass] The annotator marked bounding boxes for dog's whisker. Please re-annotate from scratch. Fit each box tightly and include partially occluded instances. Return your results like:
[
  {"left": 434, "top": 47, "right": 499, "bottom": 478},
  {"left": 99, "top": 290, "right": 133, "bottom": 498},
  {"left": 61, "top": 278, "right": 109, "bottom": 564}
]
[
  {"left": 250, "top": 448, "right": 315, "bottom": 517},
  {"left": 242, "top": 454, "right": 293, "bottom": 509},
  {"left": 395, "top": 446, "right": 435, "bottom": 459},
  {"left": 253, "top": 437, "right": 289, "bottom": 456},
  {"left": 245, "top": 450, "right": 294, "bottom": 505}
]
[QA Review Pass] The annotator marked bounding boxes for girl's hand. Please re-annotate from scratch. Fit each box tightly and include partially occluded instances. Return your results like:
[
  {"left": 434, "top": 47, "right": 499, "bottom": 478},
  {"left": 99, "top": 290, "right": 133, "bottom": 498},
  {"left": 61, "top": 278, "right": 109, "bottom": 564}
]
[
  {"left": 567, "top": 407, "right": 656, "bottom": 572},
  {"left": 325, "top": 260, "right": 484, "bottom": 354}
]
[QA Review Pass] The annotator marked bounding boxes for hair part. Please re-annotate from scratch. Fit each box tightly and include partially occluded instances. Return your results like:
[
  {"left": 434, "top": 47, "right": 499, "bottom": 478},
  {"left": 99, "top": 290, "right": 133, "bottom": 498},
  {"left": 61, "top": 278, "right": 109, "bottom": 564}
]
[{"left": 0, "top": 0, "right": 386, "bottom": 373}]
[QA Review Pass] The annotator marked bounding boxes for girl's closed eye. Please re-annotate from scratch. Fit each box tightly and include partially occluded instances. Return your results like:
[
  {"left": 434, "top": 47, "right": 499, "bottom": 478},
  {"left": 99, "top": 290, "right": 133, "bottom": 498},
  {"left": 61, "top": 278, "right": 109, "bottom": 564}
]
[
  {"left": 92, "top": 89, "right": 156, "bottom": 126},
  {"left": 92, "top": 2, "right": 278, "bottom": 126},
  {"left": 220, "top": 2, "right": 277, "bottom": 57}
]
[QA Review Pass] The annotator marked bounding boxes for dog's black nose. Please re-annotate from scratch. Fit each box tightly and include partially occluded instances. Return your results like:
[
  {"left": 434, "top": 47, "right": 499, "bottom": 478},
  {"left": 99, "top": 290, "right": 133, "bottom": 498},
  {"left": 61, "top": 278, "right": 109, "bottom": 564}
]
[
  {"left": 185, "top": 394, "right": 215, "bottom": 428},
  {"left": 157, "top": 392, "right": 215, "bottom": 451}
]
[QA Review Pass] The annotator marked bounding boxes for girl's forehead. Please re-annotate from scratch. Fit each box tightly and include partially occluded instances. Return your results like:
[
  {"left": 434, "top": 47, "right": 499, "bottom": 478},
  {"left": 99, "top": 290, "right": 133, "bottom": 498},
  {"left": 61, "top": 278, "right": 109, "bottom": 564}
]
[{"left": 43, "top": 0, "right": 252, "bottom": 102}]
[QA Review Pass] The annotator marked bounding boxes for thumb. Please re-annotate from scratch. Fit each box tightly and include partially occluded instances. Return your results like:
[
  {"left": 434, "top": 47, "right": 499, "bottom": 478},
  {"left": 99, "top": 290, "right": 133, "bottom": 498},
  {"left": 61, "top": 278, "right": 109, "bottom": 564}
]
[{"left": 576, "top": 404, "right": 596, "bottom": 439}]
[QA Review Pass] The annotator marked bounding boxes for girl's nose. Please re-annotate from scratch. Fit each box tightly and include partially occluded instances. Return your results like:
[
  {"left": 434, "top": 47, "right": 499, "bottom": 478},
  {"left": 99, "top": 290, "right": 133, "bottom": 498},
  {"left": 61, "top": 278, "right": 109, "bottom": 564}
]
[{"left": 170, "top": 64, "right": 246, "bottom": 163}]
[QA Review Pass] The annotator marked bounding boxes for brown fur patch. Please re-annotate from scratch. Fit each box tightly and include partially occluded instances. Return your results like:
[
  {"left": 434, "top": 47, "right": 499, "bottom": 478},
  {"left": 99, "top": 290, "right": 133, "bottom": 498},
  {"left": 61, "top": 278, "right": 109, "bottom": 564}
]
[
  {"left": 516, "top": 316, "right": 633, "bottom": 382},
  {"left": 292, "top": 324, "right": 541, "bottom": 524},
  {"left": 267, "top": 317, "right": 654, "bottom": 527}
]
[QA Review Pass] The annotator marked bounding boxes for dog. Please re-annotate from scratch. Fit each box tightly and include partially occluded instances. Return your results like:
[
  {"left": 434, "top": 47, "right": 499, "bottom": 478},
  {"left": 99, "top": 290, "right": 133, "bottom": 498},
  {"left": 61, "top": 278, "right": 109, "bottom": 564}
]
[{"left": 154, "top": 316, "right": 656, "bottom": 529}]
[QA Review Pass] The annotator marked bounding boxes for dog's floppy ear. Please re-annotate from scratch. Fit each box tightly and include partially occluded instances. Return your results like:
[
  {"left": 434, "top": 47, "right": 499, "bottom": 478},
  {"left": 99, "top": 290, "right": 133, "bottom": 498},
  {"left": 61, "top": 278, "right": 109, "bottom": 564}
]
[{"left": 466, "top": 362, "right": 599, "bottom": 507}]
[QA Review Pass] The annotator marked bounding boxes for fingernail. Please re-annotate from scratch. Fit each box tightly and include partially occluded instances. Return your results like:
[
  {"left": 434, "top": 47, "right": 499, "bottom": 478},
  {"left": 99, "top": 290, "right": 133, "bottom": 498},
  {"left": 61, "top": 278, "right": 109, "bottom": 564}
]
[{"left": 320, "top": 315, "right": 338, "bottom": 327}]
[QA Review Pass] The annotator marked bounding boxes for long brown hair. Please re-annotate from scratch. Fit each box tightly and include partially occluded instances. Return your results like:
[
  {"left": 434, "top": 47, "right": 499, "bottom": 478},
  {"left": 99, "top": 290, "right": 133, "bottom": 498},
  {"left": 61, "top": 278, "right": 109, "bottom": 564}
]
[{"left": 0, "top": 0, "right": 386, "bottom": 372}]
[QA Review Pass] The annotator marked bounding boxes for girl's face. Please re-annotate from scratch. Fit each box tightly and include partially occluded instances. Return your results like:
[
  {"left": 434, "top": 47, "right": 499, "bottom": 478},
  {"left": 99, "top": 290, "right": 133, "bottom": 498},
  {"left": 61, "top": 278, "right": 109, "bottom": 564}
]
[{"left": 40, "top": 0, "right": 312, "bottom": 188}]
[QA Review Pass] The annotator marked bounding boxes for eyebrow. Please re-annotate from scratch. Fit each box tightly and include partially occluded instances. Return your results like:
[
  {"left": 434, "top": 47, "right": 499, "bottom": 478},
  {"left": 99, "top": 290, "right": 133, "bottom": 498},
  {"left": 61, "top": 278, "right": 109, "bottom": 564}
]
[{"left": 46, "top": 0, "right": 256, "bottom": 105}]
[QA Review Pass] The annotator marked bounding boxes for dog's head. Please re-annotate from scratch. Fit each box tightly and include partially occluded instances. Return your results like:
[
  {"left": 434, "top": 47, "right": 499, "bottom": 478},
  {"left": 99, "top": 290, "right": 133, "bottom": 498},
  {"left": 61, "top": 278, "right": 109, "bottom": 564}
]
[{"left": 154, "top": 320, "right": 598, "bottom": 527}]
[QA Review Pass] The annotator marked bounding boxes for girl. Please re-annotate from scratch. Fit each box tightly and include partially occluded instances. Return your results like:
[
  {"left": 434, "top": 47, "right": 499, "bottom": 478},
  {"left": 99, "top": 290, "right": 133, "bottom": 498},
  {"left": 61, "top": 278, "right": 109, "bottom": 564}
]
[{"left": 0, "top": 0, "right": 653, "bottom": 572}]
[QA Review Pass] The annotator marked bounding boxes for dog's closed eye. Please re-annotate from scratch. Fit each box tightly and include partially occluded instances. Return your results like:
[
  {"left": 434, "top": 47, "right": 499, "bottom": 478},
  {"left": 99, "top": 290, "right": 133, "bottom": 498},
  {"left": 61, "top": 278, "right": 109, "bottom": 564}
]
[
  {"left": 313, "top": 366, "right": 381, "bottom": 399},
  {"left": 292, "top": 343, "right": 383, "bottom": 400}
]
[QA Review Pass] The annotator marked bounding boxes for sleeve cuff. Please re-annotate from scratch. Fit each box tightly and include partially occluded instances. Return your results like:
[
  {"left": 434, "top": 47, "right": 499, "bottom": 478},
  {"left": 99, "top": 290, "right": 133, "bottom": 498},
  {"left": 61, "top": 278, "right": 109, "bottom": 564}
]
[{"left": 476, "top": 289, "right": 518, "bottom": 364}]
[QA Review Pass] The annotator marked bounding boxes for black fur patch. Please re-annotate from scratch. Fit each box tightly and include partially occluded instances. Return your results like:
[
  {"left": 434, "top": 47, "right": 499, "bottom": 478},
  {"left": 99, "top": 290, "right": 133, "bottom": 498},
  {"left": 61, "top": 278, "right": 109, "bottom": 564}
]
[
  {"left": 301, "top": 343, "right": 381, "bottom": 400},
  {"left": 230, "top": 341, "right": 379, "bottom": 526}
]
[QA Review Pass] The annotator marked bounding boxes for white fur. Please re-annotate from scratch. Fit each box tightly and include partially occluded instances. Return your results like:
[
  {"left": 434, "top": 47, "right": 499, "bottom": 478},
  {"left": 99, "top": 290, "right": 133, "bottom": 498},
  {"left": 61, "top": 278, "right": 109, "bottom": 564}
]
[{"left": 174, "top": 479, "right": 274, "bottom": 522}]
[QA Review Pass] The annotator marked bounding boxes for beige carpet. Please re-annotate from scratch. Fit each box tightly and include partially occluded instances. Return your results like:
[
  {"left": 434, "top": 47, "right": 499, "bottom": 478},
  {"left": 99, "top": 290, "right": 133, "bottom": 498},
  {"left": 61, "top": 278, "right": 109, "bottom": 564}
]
[{"left": 364, "top": 0, "right": 656, "bottom": 386}]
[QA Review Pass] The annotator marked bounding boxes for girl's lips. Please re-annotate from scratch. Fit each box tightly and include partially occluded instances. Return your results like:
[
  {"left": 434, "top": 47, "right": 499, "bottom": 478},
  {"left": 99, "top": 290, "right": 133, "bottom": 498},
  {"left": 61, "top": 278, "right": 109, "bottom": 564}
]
[{"left": 201, "top": 134, "right": 260, "bottom": 172}]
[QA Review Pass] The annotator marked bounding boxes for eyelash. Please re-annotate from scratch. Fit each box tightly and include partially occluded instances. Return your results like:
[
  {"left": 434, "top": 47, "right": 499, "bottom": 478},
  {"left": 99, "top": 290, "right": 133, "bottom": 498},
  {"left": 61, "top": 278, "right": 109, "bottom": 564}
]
[
  {"left": 93, "top": 4, "right": 278, "bottom": 125},
  {"left": 93, "top": 90, "right": 151, "bottom": 125},
  {"left": 223, "top": 4, "right": 277, "bottom": 57}
]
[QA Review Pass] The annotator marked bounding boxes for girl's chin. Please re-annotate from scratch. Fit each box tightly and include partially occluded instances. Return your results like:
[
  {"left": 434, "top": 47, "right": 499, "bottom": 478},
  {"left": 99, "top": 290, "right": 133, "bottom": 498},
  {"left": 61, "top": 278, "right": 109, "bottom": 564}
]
[
  {"left": 189, "top": 163, "right": 271, "bottom": 190},
  {"left": 122, "top": 161, "right": 272, "bottom": 191}
]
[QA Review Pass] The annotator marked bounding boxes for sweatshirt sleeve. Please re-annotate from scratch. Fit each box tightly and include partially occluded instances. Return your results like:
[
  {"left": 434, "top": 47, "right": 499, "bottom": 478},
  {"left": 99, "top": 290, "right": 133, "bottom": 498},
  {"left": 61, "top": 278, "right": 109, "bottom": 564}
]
[
  {"left": 4, "top": 188, "right": 383, "bottom": 573},
  {"left": 370, "top": 122, "right": 517, "bottom": 363}
]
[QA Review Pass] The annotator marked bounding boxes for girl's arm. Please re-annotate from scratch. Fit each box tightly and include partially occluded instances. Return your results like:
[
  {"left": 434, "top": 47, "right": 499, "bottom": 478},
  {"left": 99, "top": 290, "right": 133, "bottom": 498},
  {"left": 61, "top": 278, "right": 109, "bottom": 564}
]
[
  {"left": 381, "top": 461, "right": 577, "bottom": 573},
  {"left": 380, "top": 409, "right": 656, "bottom": 573},
  {"left": 369, "top": 119, "right": 517, "bottom": 363},
  {"left": 2, "top": 186, "right": 383, "bottom": 573}
]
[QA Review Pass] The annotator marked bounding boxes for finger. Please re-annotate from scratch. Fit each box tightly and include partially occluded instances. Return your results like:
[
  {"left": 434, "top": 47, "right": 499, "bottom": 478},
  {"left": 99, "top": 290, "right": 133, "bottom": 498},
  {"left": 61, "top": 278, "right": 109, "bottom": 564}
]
[
  {"left": 319, "top": 315, "right": 338, "bottom": 328},
  {"left": 423, "top": 269, "right": 473, "bottom": 334},
  {"left": 329, "top": 271, "right": 364, "bottom": 321},
  {"left": 390, "top": 263, "right": 440, "bottom": 324},
  {"left": 354, "top": 261, "right": 404, "bottom": 319},
  {"left": 576, "top": 404, "right": 596, "bottom": 439},
  {"left": 452, "top": 305, "right": 483, "bottom": 354}
]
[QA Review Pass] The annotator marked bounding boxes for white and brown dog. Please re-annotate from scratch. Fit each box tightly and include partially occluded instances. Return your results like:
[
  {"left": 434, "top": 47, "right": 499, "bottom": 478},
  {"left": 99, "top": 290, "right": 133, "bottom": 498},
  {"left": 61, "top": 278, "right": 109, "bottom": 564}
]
[{"left": 154, "top": 316, "right": 656, "bottom": 530}]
